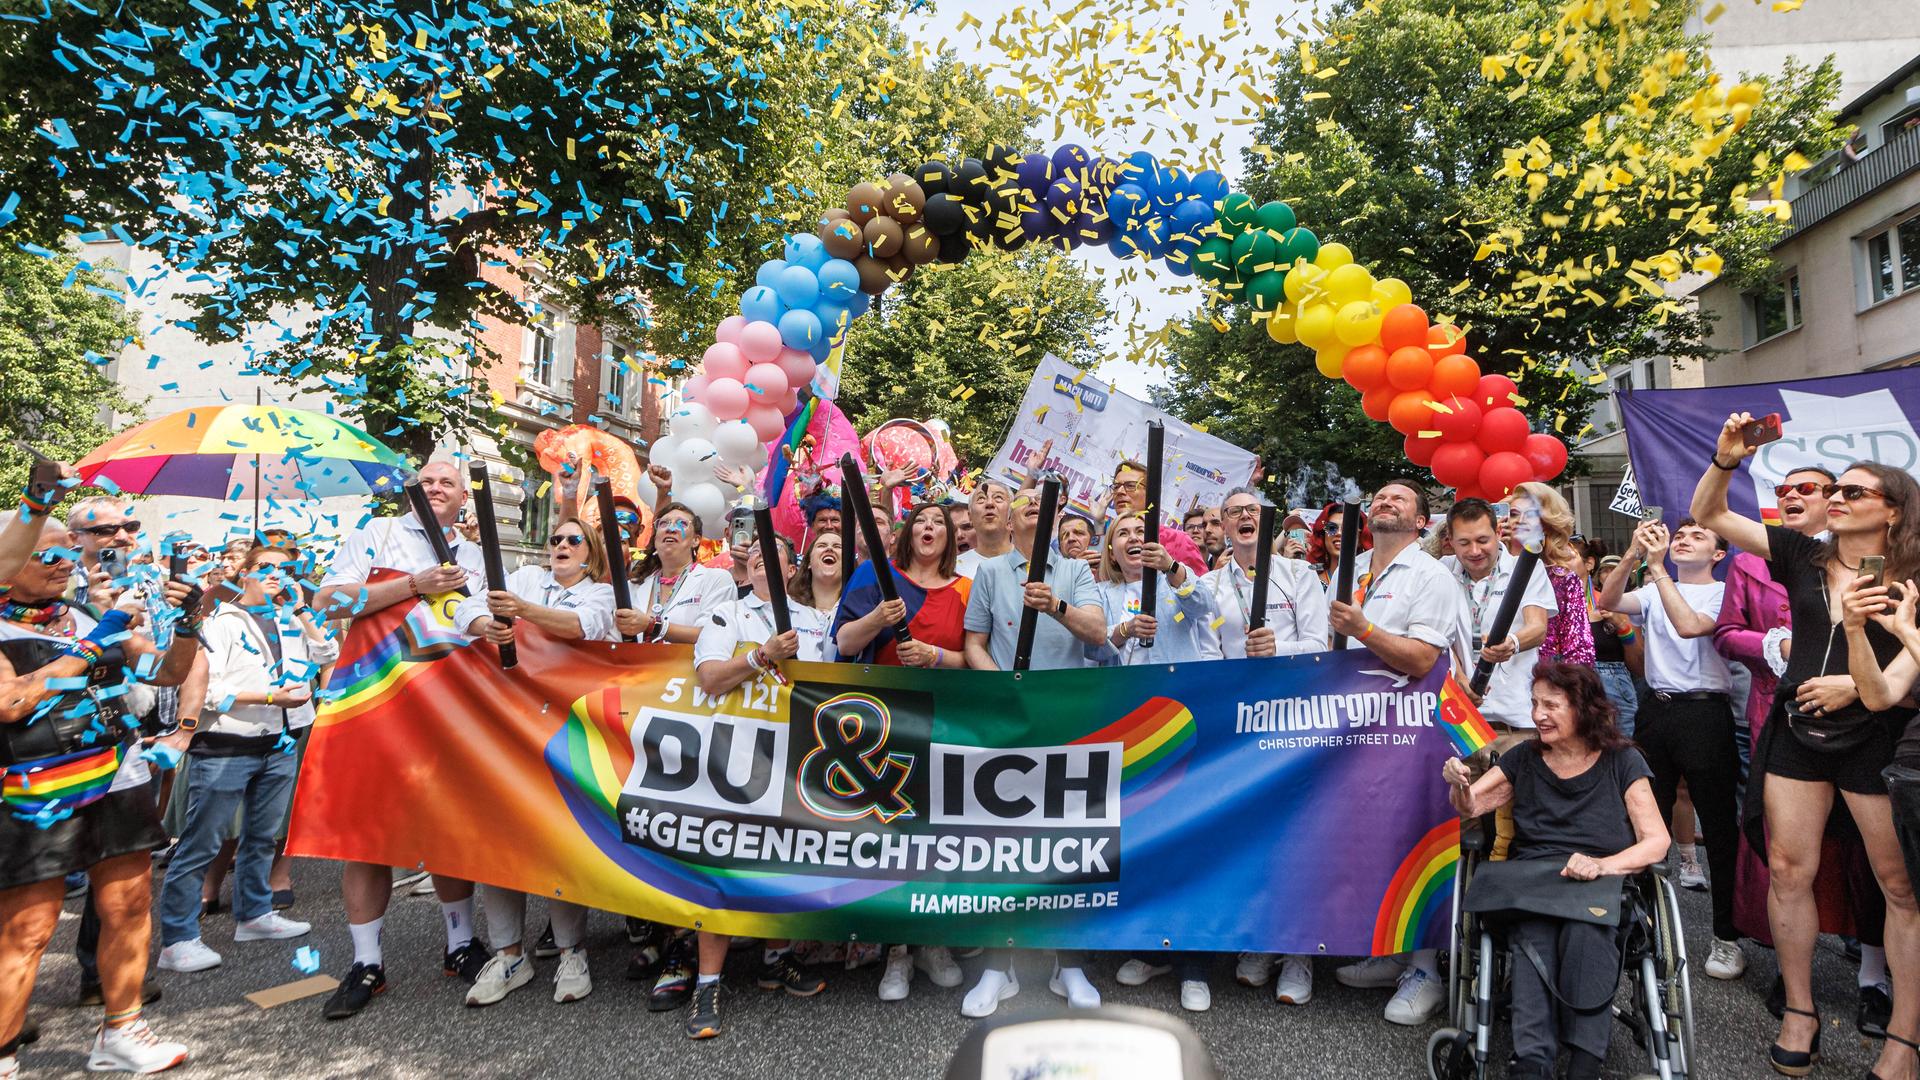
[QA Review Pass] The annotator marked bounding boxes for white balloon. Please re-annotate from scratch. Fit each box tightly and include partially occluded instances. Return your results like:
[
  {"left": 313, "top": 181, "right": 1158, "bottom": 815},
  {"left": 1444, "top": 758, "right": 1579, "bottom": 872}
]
[
  {"left": 648, "top": 435, "right": 681, "bottom": 474},
  {"left": 674, "top": 437, "right": 720, "bottom": 487},
  {"left": 635, "top": 470, "right": 659, "bottom": 508},
  {"left": 669, "top": 401, "right": 718, "bottom": 441},
  {"left": 678, "top": 482, "right": 728, "bottom": 531},
  {"left": 713, "top": 419, "right": 764, "bottom": 467}
]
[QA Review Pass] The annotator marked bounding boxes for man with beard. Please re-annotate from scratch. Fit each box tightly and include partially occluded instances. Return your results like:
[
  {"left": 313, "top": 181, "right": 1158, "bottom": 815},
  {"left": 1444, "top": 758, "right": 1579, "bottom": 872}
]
[{"left": 954, "top": 479, "right": 1012, "bottom": 580}]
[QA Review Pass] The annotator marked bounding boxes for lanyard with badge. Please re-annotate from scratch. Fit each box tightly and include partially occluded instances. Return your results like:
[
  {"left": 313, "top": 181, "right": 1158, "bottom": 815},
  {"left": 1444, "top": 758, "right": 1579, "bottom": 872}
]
[{"left": 1460, "top": 560, "right": 1508, "bottom": 654}]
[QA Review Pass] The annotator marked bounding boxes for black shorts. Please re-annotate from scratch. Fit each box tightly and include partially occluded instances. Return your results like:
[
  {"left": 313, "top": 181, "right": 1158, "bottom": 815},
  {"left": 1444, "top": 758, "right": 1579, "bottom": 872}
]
[
  {"left": 0, "top": 773, "right": 166, "bottom": 892},
  {"left": 1764, "top": 703, "right": 1901, "bottom": 795}
]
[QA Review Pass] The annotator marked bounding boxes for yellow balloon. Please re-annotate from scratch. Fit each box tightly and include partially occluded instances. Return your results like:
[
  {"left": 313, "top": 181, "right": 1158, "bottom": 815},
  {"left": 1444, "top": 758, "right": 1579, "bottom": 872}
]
[
  {"left": 1266, "top": 303, "right": 1299, "bottom": 344},
  {"left": 1315, "top": 344, "right": 1349, "bottom": 379},
  {"left": 1295, "top": 302, "right": 1337, "bottom": 349},
  {"left": 1325, "top": 263, "right": 1375, "bottom": 306},
  {"left": 1373, "top": 276, "right": 1413, "bottom": 309},
  {"left": 1282, "top": 262, "right": 1325, "bottom": 306},
  {"left": 1334, "top": 300, "right": 1384, "bottom": 346},
  {"left": 1314, "top": 242, "right": 1354, "bottom": 272}
]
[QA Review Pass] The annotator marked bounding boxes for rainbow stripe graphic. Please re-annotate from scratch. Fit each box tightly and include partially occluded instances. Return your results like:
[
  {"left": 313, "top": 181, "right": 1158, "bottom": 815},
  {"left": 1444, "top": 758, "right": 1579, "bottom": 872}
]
[
  {"left": 1074, "top": 695, "right": 1195, "bottom": 812},
  {"left": 2, "top": 743, "right": 123, "bottom": 815},
  {"left": 1436, "top": 673, "right": 1495, "bottom": 757},
  {"left": 316, "top": 585, "right": 469, "bottom": 723},
  {"left": 1372, "top": 818, "right": 1460, "bottom": 954}
]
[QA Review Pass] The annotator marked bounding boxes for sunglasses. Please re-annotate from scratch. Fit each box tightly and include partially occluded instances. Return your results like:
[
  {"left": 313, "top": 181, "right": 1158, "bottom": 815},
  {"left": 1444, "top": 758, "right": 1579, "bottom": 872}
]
[
  {"left": 1823, "top": 483, "right": 1887, "bottom": 502},
  {"left": 77, "top": 520, "right": 140, "bottom": 538},
  {"left": 1775, "top": 481, "right": 1825, "bottom": 498},
  {"left": 30, "top": 547, "right": 75, "bottom": 566},
  {"left": 548, "top": 533, "right": 586, "bottom": 547}
]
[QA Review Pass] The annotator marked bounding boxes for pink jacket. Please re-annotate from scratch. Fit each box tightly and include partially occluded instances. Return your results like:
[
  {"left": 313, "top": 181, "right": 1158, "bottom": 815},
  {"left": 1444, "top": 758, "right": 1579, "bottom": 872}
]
[{"left": 1713, "top": 550, "right": 1789, "bottom": 729}]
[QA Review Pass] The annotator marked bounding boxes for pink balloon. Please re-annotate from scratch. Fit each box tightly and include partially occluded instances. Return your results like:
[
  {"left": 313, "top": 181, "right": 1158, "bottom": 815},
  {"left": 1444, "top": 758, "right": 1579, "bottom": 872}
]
[
  {"left": 775, "top": 347, "right": 817, "bottom": 388},
  {"left": 738, "top": 320, "right": 784, "bottom": 364},
  {"left": 682, "top": 373, "right": 712, "bottom": 403},
  {"left": 743, "top": 362, "right": 789, "bottom": 404},
  {"left": 715, "top": 315, "right": 748, "bottom": 345},
  {"left": 776, "top": 389, "right": 800, "bottom": 416},
  {"left": 746, "top": 403, "right": 787, "bottom": 443},
  {"left": 705, "top": 377, "right": 750, "bottom": 420},
  {"left": 702, "top": 342, "right": 749, "bottom": 382}
]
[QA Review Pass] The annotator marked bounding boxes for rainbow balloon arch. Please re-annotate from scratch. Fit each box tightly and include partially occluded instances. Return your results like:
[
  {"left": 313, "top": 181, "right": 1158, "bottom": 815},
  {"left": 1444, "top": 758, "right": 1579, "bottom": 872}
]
[{"left": 655, "top": 144, "right": 1571, "bottom": 528}]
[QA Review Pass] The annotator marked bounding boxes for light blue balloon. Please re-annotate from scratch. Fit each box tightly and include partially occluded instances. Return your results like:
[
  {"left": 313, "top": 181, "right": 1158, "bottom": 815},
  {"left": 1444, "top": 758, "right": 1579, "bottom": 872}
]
[
  {"left": 774, "top": 264, "right": 820, "bottom": 308},
  {"left": 809, "top": 333, "right": 835, "bottom": 362},
  {"left": 817, "top": 258, "right": 860, "bottom": 301},
  {"left": 739, "top": 284, "right": 784, "bottom": 325},
  {"left": 754, "top": 259, "right": 788, "bottom": 290},
  {"left": 784, "top": 232, "right": 830, "bottom": 272},
  {"left": 813, "top": 299, "right": 849, "bottom": 339},
  {"left": 847, "top": 291, "right": 873, "bottom": 319},
  {"left": 779, "top": 308, "right": 823, "bottom": 350}
]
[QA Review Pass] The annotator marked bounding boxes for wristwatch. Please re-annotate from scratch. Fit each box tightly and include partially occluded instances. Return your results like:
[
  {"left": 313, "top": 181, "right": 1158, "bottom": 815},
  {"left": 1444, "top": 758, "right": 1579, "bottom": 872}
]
[
  {"left": 179, "top": 715, "right": 200, "bottom": 732},
  {"left": 1055, "top": 599, "right": 1067, "bottom": 617}
]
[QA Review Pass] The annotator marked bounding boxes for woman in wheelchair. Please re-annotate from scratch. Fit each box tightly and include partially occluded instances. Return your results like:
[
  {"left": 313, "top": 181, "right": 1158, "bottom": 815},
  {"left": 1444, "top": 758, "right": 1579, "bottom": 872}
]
[{"left": 1442, "top": 662, "right": 1670, "bottom": 1080}]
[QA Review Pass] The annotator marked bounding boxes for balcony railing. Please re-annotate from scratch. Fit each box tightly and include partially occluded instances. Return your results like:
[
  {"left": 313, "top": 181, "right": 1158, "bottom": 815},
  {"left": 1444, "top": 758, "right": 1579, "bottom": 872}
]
[{"left": 1784, "top": 122, "right": 1920, "bottom": 240}]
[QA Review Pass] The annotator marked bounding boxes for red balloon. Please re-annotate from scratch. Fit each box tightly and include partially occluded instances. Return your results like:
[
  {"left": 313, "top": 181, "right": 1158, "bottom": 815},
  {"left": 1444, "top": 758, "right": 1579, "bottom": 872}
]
[
  {"left": 1477, "top": 373, "right": 1520, "bottom": 411},
  {"left": 1405, "top": 431, "right": 1441, "bottom": 468},
  {"left": 1476, "top": 406, "right": 1531, "bottom": 454},
  {"left": 1385, "top": 346, "right": 1434, "bottom": 392},
  {"left": 1523, "top": 432, "right": 1570, "bottom": 480},
  {"left": 1432, "top": 394, "right": 1483, "bottom": 443},
  {"left": 1429, "top": 353, "right": 1481, "bottom": 400},
  {"left": 1343, "top": 344, "right": 1389, "bottom": 393},
  {"left": 1430, "top": 442, "right": 1487, "bottom": 490},
  {"left": 1452, "top": 481, "right": 1487, "bottom": 502},
  {"left": 1379, "top": 304, "right": 1429, "bottom": 353},
  {"left": 1361, "top": 384, "right": 1396, "bottom": 422},
  {"left": 1479, "top": 451, "right": 1535, "bottom": 500},
  {"left": 1426, "top": 324, "right": 1467, "bottom": 361},
  {"left": 1388, "top": 389, "right": 1438, "bottom": 436}
]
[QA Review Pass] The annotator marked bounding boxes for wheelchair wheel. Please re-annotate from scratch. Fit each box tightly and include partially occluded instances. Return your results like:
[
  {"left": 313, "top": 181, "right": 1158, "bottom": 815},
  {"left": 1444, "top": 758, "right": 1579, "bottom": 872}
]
[
  {"left": 1426, "top": 1027, "right": 1479, "bottom": 1080},
  {"left": 1654, "top": 875, "right": 1696, "bottom": 1077}
]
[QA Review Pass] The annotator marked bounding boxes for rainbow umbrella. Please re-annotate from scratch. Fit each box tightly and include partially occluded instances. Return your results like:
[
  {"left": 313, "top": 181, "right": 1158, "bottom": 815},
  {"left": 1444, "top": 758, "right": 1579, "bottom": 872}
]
[{"left": 77, "top": 405, "right": 410, "bottom": 501}]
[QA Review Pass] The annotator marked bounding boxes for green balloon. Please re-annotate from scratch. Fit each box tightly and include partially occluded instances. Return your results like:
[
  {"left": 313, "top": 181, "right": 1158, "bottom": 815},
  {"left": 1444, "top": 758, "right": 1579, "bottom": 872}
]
[
  {"left": 1246, "top": 270, "right": 1285, "bottom": 311},
  {"left": 1255, "top": 200, "right": 1296, "bottom": 234},
  {"left": 1233, "top": 229, "right": 1280, "bottom": 276},
  {"left": 1195, "top": 236, "right": 1234, "bottom": 283},
  {"left": 1282, "top": 226, "right": 1319, "bottom": 265},
  {"left": 1220, "top": 193, "right": 1256, "bottom": 230}
]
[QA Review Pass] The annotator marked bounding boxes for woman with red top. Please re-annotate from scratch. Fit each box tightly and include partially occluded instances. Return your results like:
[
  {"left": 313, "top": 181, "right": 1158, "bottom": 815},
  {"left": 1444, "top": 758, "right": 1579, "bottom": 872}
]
[
  {"left": 832, "top": 503, "right": 970, "bottom": 669},
  {"left": 1308, "top": 501, "right": 1372, "bottom": 588}
]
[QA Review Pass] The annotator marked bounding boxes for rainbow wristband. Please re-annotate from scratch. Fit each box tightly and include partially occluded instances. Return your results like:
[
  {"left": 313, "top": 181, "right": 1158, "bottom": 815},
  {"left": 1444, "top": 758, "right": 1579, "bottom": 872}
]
[
  {"left": 20, "top": 487, "right": 54, "bottom": 515},
  {"left": 1618, "top": 627, "right": 1638, "bottom": 644}
]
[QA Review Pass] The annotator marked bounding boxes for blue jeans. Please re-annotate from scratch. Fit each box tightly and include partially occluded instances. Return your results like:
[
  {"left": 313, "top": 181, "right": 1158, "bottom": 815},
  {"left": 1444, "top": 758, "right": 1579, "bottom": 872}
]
[
  {"left": 1596, "top": 662, "right": 1638, "bottom": 740},
  {"left": 157, "top": 751, "right": 298, "bottom": 946}
]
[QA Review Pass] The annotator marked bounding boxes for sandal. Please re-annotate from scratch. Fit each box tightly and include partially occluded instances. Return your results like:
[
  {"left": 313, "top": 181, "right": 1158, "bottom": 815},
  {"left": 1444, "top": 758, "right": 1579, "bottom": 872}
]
[
  {"left": 1771, "top": 1004, "right": 1820, "bottom": 1077},
  {"left": 1869, "top": 1030, "right": 1920, "bottom": 1080}
]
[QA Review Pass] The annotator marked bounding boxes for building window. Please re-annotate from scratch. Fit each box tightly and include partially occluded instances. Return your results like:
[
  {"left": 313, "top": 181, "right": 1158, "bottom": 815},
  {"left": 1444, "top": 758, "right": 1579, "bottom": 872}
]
[
  {"left": 1866, "top": 215, "right": 1920, "bottom": 306},
  {"left": 529, "top": 312, "right": 557, "bottom": 387},
  {"left": 520, "top": 478, "right": 552, "bottom": 548},
  {"left": 1745, "top": 270, "right": 1800, "bottom": 344},
  {"left": 606, "top": 346, "right": 629, "bottom": 414},
  {"left": 1639, "top": 359, "right": 1655, "bottom": 391},
  {"left": 1612, "top": 371, "right": 1631, "bottom": 397}
]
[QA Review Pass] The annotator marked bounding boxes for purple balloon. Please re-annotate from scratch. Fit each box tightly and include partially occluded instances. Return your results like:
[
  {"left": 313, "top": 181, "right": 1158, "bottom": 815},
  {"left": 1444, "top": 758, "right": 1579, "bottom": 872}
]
[
  {"left": 1046, "top": 175, "right": 1082, "bottom": 218},
  {"left": 1019, "top": 206, "right": 1054, "bottom": 243},
  {"left": 1073, "top": 208, "right": 1115, "bottom": 245},
  {"left": 1051, "top": 144, "right": 1089, "bottom": 175},
  {"left": 1017, "top": 152, "right": 1053, "bottom": 201}
]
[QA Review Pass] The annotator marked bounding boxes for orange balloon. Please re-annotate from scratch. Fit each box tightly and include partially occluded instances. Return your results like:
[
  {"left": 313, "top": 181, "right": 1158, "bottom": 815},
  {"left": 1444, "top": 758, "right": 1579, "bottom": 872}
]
[
  {"left": 1388, "top": 389, "right": 1438, "bottom": 436},
  {"left": 1361, "top": 384, "right": 1396, "bottom": 422},
  {"left": 1426, "top": 323, "right": 1467, "bottom": 361},
  {"left": 1429, "top": 353, "right": 1482, "bottom": 400},
  {"left": 1386, "top": 346, "right": 1434, "bottom": 392},
  {"left": 1379, "top": 304, "right": 1429, "bottom": 353},
  {"left": 1343, "top": 344, "right": 1389, "bottom": 392}
]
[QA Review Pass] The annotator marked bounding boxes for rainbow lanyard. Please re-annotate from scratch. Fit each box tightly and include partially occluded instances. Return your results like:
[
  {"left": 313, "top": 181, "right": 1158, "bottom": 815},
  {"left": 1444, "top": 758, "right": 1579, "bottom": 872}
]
[{"left": 0, "top": 588, "right": 73, "bottom": 636}]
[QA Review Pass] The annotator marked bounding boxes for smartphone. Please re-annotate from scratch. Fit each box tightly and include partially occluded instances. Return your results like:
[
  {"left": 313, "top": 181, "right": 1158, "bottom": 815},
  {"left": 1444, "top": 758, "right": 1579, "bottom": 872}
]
[
  {"left": 168, "top": 553, "right": 187, "bottom": 581},
  {"left": 98, "top": 548, "right": 120, "bottom": 573},
  {"left": 1286, "top": 528, "right": 1308, "bottom": 546},
  {"left": 1861, "top": 555, "right": 1887, "bottom": 588},
  {"left": 1741, "top": 413, "right": 1783, "bottom": 449},
  {"left": 1640, "top": 505, "right": 1664, "bottom": 523},
  {"left": 14, "top": 440, "right": 62, "bottom": 501},
  {"left": 728, "top": 512, "right": 755, "bottom": 549},
  {"left": 1490, "top": 502, "right": 1511, "bottom": 520}
]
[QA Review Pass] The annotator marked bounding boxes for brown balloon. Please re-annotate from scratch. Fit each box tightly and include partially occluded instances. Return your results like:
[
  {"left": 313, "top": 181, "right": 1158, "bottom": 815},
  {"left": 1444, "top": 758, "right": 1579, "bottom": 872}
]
[
  {"left": 882, "top": 173, "right": 926, "bottom": 224},
  {"left": 885, "top": 253, "right": 916, "bottom": 287},
  {"left": 846, "top": 182, "right": 884, "bottom": 225},
  {"left": 855, "top": 255, "right": 893, "bottom": 295},
  {"left": 821, "top": 207, "right": 850, "bottom": 223},
  {"left": 820, "top": 217, "right": 864, "bottom": 261},
  {"left": 901, "top": 224, "right": 940, "bottom": 264},
  {"left": 863, "top": 215, "right": 904, "bottom": 258}
]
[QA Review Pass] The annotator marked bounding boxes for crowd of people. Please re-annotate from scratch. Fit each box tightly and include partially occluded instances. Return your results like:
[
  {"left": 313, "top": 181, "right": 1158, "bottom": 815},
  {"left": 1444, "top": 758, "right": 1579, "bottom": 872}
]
[{"left": 5, "top": 412, "right": 1920, "bottom": 1078}]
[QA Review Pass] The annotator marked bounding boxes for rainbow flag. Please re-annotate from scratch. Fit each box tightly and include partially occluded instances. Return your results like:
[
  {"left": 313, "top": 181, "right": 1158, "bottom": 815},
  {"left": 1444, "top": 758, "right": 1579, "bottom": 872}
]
[
  {"left": 1435, "top": 672, "right": 1496, "bottom": 757},
  {"left": 2, "top": 743, "right": 123, "bottom": 816}
]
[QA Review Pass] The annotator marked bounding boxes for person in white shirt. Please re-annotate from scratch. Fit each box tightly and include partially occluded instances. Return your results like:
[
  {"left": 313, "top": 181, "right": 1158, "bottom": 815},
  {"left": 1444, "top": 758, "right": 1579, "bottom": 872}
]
[
  {"left": 953, "top": 479, "right": 1013, "bottom": 581},
  {"left": 455, "top": 516, "right": 615, "bottom": 1009},
  {"left": 313, "top": 459, "right": 489, "bottom": 1019},
  {"left": 1598, "top": 516, "right": 1747, "bottom": 982},
  {"left": 1201, "top": 487, "right": 1329, "bottom": 1006},
  {"left": 1328, "top": 478, "right": 1465, "bottom": 1027},
  {"left": 1439, "top": 498, "right": 1558, "bottom": 728},
  {"left": 614, "top": 503, "right": 735, "bottom": 644}
]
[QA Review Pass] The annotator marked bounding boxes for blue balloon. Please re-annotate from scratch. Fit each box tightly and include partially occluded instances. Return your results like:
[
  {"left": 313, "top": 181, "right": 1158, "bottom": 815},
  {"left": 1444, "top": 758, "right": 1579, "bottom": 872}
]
[
  {"left": 1190, "top": 169, "right": 1228, "bottom": 207},
  {"left": 1166, "top": 251, "right": 1196, "bottom": 277},
  {"left": 774, "top": 264, "right": 820, "bottom": 308},
  {"left": 1073, "top": 208, "right": 1114, "bottom": 245},
  {"left": 1019, "top": 207, "right": 1053, "bottom": 244},
  {"left": 1153, "top": 166, "right": 1189, "bottom": 210},
  {"left": 784, "top": 232, "right": 830, "bottom": 271},
  {"left": 755, "top": 259, "right": 789, "bottom": 290},
  {"left": 1109, "top": 183, "right": 1151, "bottom": 230},
  {"left": 816, "top": 258, "right": 860, "bottom": 301},
  {"left": 1122, "top": 151, "right": 1160, "bottom": 201},
  {"left": 1017, "top": 152, "right": 1053, "bottom": 202},
  {"left": 1051, "top": 143, "right": 1089, "bottom": 175},
  {"left": 1086, "top": 156, "right": 1120, "bottom": 200},
  {"left": 740, "top": 285, "right": 784, "bottom": 325},
  {"left": 1170, "top": 197, "right": 1215, "bottom": 242},
  {"left": 1046, "top": 176, "right": 1082, "bottom": 218},
  {"left": 812, "top": 299, "right": 849, "bottom": 339},
  {"left": 778, "top": 308, "right": 823, "bottom": 351},
  {"left": 1137, "top": 216, "right": 1171, "bottom": 260},
  {"left": 847, "top": 291, "right": 873, "bottom": 319}
]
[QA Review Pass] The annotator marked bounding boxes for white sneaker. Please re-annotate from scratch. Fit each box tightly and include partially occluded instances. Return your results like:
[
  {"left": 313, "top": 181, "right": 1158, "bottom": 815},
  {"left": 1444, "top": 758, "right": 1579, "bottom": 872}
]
[
  {"left": 1275, "top": 954, "right": 1314, "bottom": 1005},
  {"left": 157, "top": 938, "right": 222, "bottom": 973},
  {"left": 87, "top": 1019, "right": 188, "bottom": 1074},
  {"left": 1705, "top": 938, "right": 1747, "bottom": 980},
  {"left": 2, "top": 1052, "right": 16, "bottom": 1079},
  {"left": 1677, "top": 854, "right": 1707, "bottom": 892},
  {"left": 878, "top": 945, "right": 913, "bottom": 1002},
  {"left": 410, "top": 874, "right": 438, "bottom": 896},
  {"left": 1234, "top": 952, "right": 1275, "bottom": 987},
  {"left": 1049, "top": 963, "right": 1101, "bottom": 1009},
  {"left": 465, "top": 952, "right": 533, "bottom": 1006},
  {"left": 1179, "top": 979, "right": 1211, "bottom": 1012},
  {"left": 1335, "top": 953, "right": 1408, "bottom": 989},
  {"left": 916, "top": 946, "right": 963, "bottom": 988},
  {"left": 1115, "top": 958, "right": 1171, "bottom": 986},
  {"left": 1383, "top": 966, "right": 1444, "bottom": 1026},
  {"left": 553, "top": 947, "right": 592, "bottom": 1003},
  {"left": 961, "top": 968, "right": 1018, "bottom": 1017},
  {"left": 234, "top": 912, "right": 311, "bottom": 942}
]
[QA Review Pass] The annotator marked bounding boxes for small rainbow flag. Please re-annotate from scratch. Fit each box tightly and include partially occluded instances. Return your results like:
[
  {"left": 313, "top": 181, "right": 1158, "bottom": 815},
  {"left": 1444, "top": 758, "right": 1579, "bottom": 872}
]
[
  {"left": 2, "top": 743, "right": 123, "bottom": 817},
  {"left": 1435, "top": 672, "right": 1496, "bottom": 757}
]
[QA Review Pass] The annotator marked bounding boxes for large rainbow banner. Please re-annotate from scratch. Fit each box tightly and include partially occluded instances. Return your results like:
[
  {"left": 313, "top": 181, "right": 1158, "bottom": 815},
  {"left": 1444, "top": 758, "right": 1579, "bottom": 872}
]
[{"left": 288, "top": 594, "right": 1458, "bottom": 954}]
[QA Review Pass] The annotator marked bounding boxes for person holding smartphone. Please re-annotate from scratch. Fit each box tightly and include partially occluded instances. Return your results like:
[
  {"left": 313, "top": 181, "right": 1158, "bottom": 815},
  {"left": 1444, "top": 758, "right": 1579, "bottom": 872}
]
[{"left": 1691, "top": 412, "right": 1920, "bottom": 1080}]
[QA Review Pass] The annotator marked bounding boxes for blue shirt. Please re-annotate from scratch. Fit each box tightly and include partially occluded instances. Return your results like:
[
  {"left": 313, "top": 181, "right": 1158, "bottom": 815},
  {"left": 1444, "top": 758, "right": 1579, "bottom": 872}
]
[
  {"left": 1086, "top": 575, "right": 1219, "bottom": 666},
  {"left": 963, "top": 547, "right": 1098, "bottom": 671}
]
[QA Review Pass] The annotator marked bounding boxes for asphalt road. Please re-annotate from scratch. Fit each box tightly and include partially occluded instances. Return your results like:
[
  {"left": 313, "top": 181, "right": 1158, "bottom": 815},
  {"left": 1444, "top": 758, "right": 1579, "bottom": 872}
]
[{"left": 11, "top": 858, "right": 1886, "bottom": 1078}]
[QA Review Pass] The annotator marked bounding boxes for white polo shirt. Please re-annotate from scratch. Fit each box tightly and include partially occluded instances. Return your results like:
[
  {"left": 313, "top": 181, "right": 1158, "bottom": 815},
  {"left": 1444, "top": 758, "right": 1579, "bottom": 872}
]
[
  {"left": 1630, "top": 581, "right": 1730, "bottom": 693},
  {"left": 693, "top": 593, "right": 833, "bottom": 667},
  {"left": 1333, "top": 541, "right": 1465, "bottom": 667},
  {"left": 321, "top": 514, "right": 485, "bottom": 596},
  {"left": 452, "top": 565, "right": 618, "bottom": 643},
  {"left": 632, "top": 564, "right": 736, "bottom": 634},
  {"left": 1440, "top": 550, "right": 1559, "bottom": 728},
  {"left": 1200, "top": 555, "right": 1330, "bottom": 658}
]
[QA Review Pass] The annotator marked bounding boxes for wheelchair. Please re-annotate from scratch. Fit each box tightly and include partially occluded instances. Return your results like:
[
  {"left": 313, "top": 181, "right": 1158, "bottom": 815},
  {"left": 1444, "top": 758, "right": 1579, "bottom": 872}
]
[{"left": 1427, "top": 816, "right": 1697, "bottom": 1080}]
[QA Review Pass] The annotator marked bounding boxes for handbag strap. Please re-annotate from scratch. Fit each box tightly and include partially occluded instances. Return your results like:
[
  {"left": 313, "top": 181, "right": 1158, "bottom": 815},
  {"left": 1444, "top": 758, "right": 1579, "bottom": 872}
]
[{"left": 1513, "top": 924, "right": 1626, "bottom": 1013}]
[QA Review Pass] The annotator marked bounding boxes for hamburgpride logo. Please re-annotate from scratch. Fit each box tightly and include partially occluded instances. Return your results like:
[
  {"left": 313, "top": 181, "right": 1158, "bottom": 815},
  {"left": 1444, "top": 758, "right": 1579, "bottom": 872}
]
[{"left": 1749, "top": 388, "right": 1920, "bottom": 521}]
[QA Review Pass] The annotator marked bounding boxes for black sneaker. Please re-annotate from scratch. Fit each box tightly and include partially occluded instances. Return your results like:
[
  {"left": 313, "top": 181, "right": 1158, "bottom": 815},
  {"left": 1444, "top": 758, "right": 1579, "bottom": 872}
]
[
  {"left": 77, "top": 976, "right": 160, "bottom": 1008},
  {"left": 685, "top": 980, "right": 724, "bottom": 1039},
  {"left": 531, "top": 921, "right": 561, "bottom": 960},
  {"left": 756, "top": 951, "right": 826, "bottom": 997},
  {"left": 322, "top": 963, "right": 386, "bottom": 1020},
  {"left": 1860, "top": 983, "right": 1893, "bottom": 1039},
  {"left": 444, "top": 940, "right": 493, "bottom": 984},
  {"left": 648, "top": 935, "right": 695, "bottom": 1012},
  {"left": 624, "top": 924, "right": 666, "bottom": 982},
  {"left": 625, "top": 916, "right": 653, "bottom": 944}
]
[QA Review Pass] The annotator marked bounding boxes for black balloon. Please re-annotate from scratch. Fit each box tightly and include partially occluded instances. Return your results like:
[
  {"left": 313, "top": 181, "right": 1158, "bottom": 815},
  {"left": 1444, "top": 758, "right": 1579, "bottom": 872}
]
[
  {"left": 935, "top": 227, "right": 973, "bottom": 265},
  {"left": 914, "top": 161, "right": 952, "bottom": 197},
  {"left": 984, "top": 144, "right": 1022, "bottom": 185},
  {"left": 922, "top": 193, "right": 966, "bottom": 237},
  {"left": 951, "top": 158, "right": 990, "bottom": 207}
]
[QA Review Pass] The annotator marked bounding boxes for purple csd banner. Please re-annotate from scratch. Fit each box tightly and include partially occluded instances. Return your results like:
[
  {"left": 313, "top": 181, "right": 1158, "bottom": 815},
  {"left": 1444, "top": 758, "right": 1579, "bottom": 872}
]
[{"left": 1618, "top": 369, "right": 1920, "bottom": 528}]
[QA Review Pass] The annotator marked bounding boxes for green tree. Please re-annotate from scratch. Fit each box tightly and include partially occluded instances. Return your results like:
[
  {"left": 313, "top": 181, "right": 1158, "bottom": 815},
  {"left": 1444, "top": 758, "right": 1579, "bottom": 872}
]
[
  {"left": 1158, "top": 0, "right": 1842, "bottom": 501},
  {"left": 0, "top": 249, "right": 139, "bottom": 498}
]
